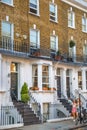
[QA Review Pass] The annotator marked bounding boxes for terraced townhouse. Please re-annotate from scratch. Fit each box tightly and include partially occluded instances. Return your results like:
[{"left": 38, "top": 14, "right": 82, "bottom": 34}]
[{"left": 0, "top": 0, "right": 87, "bottom": 128}]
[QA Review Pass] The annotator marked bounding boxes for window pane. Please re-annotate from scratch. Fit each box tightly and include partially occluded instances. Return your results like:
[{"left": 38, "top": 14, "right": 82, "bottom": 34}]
[
  {"left": 32, "top": 65, "right": 38, "bottom": 76},
  {"left": 82, "top": 17, "right": 86, "bottom": 31},
  {"left": 30, "top": 30, "right": 37, "bottom": 46},
  {"left": 68, "top": 12, "right": 74, "bottom": 27},
  {"left": 78, "top": 71, "right": 82, "bottom": 89},
  {"left": 50, "top": 36, "right": 56, "bottom": 50},
  {"left": 2, "top": 22, "right": 11, "bottom": 37},
  {"left": 56, "top": 68, "right": 61, "bottom": 75},
  {"left": 30, "top": 0, "right": 37, "bottom": 5},
  {"left": 32, "top": 65, "right": 38, "bottom": 87},
  {"left": 50, "top": 4, "right": 55, "bottom": 14},
  {"left": 30, "top": 0, "right": 38, "bottom": 14},
  {"left": 42, "top": 65, "right": 49, "bottom": 88},
  {"left": 2, "top": 0, "right": 11, "bottom": 4}
]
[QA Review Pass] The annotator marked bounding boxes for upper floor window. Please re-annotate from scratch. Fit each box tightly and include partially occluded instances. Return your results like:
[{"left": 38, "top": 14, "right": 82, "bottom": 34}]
[
  {"left": 1, "top": 0, "right": 13, "bottom": 5},
  {"left": 68, "top": 11, "right": 75, "bottom": 28},
  {"left": 50, "top": 35, "right": 58, "bottom": 51},
  {"left": 82, "top": 16, "right": 87, "bottom": 32},
  {"left": 2, "top": 21, "right": 13, "bottom": 39},
  {"left": 49, "top": 3, "right": 57, "bottom": 22},
  {"left": 30, "top": 29, "right": 40, "bottom": 48},
  {"left": 29, "top": 0, "right": 39, "bottom": 15},
  {"left": 2, "top": 21, "right": 13, "bottom": 49}
]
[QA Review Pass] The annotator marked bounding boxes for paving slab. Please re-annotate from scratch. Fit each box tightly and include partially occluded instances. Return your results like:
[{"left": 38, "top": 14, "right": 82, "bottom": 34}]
[{"left": 3, "top": 119, "right": 87, "bottom": 130}]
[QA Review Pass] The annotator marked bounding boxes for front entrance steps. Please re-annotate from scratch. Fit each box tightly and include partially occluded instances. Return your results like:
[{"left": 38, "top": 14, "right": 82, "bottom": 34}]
[
  {"left": 13, "top": 101, "right": 41, "bottom": 126},
  {"left": 59, "top": 98, "right": 72, "bottom": 115}
]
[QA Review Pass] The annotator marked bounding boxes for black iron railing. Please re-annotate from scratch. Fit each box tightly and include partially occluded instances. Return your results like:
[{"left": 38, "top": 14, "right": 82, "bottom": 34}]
[
  {"left": 29, "top": 91, "right": 42, "bottom": 121},
  {"left": 0, "top": 37, "right": 87, "bottom": 63},
  {"left": 0, "top": 105, "right": 23, "bottom": 126}
]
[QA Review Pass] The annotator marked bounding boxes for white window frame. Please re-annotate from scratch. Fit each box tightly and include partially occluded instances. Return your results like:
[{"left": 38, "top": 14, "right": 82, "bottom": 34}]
[
  {"left": 1, "top": 0, "right": 13, "bottom": 6},
  {"left": 82, "top": 16, "right": 87, "bottom": 32},
  {"left": 49, "top": 3, "right": 58, "bottom": 22},
  {"left": 50, "top": 35, "right": 58, "bottom": 51},
  {"left": 30, "top": 29, "right": 40, "bottom": 48},
  {"left": 2, "top": 21, "right": 14, "bottom": 50},
  {"left": 29, "top": 0, "right": 39, "bottom": 16},
  {"left": 68, "top": 11, "right": 75, "bottom": 28}
]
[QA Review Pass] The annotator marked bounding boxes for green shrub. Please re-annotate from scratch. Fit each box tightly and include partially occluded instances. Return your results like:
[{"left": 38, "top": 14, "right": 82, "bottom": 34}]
[
  {"left": 69, "top": 40, "right": 75, "bottom": 48},
  {"left": 20, "top": 82, "right": 30, "bottom": 103}
]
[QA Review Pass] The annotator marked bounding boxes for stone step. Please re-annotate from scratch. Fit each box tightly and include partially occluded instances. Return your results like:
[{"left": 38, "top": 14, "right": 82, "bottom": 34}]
[{"left": 13, "top": 101, "right": 41, "bottom": 126}]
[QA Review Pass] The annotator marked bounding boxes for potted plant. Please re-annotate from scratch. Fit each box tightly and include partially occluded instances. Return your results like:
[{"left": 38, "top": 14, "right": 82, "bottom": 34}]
[
  {"left": 69, "top": 40, "right": 75, "bottom": 48},
  {"left": 20, "top": 82, "right": 30, "bottom": 103},
  {"left": 55, "top": 50, "right": 62, "bottom": 60},
  {"left": 33, "top": 49, "right": 40, "bottom": 56}
]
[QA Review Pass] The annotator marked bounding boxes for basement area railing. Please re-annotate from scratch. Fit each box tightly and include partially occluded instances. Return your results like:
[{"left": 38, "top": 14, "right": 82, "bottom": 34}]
[{"left": 0, "top": 105, "right": 23, "bottom": 126}]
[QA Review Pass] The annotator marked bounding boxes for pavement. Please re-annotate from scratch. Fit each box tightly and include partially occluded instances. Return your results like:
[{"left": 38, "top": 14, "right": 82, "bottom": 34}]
[{"left": 4, "top": 118, "right": 87, "bottom": 130}]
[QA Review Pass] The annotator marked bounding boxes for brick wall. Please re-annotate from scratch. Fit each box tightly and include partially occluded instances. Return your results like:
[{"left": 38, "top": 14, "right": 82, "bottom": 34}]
[{"left": 0, "top": 0, "right": 87, "bottom": 54}]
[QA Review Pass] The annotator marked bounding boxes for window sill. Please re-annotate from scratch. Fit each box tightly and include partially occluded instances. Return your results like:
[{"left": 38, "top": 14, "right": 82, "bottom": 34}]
[
  {"left": 68, "top": 26, "right": 76, "bottom": 29},
  {"left": 82, "top": 30, "right": 87, "bottom": 33},
  {"left": 50, "top": 19, "right": 58, "bottom": 24},
  {"left": 30, "top": 90, "right": 56, "bottom": 93},
  {"left": 29, "top": 12, "right": 40, "bottom": 17},
  {"left": 0, "top": 1, "right": 14, "bottom": 7},
  {"left": 0, "top": 90, "right": 6, "bottom": 93}
]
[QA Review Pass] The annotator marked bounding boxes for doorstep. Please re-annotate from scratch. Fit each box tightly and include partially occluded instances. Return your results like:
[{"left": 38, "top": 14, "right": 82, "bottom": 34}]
[{"left": 47, "top": 116, "right": 73, "bottom": 123}]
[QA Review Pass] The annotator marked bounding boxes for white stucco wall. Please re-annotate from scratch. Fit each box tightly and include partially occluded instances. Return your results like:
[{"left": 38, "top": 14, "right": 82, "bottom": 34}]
[{"left": 0, "top": 55, "right": 87, "bottom": 110}]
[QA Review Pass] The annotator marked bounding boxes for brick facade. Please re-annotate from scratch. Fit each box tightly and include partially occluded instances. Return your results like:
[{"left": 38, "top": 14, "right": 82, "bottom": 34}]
[{"left": 0, "top": 0, "right": 87, "bottom": 54}]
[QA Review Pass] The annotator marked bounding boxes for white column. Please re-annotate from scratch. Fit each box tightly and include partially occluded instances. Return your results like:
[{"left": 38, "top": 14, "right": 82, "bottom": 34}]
[
  {"left": 19, "top": 63, "right": 25, "bottom": 99},
  {"left": 82, "top": 69, "right": 86, "bottom": 91},
  {"left": 62, "top": 68, "right": 67, "bottom": 97},
  {"left": 38, "top": 64, "right": 42, "bottom": 91},
  {"left": 49, "top": 65, "right": 53, "bottom": 88}
]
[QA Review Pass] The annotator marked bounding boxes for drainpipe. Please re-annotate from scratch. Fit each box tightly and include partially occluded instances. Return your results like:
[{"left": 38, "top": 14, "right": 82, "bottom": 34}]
[{"left": 0, "top": 54, "right": 2, "bottom": 93}]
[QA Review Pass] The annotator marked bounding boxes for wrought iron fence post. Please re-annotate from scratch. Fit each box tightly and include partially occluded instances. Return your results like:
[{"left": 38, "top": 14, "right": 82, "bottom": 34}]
[{"left": 79, "top": 93, "right": 81, "bottom": 124}]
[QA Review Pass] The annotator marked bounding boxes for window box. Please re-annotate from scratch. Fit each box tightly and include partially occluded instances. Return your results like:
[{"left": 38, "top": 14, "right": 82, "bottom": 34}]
[
  {"left": 30, "top": 86, "right": 39, "bottom": 91},
  {"left": 49, "top": 87, "right": 56, "bottom": 91},
  {"left": 42, "top": 86, "right": 49, "bottom": 90}
]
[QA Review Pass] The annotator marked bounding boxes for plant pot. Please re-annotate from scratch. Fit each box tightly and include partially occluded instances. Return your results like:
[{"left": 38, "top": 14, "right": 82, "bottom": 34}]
[
  {"left": 42, "top": 87, "right": 49, "bottom": 90},
  {"left": 33, "top": 51, "right": 40, "bottom": 56},
  {"left": 55, "top": 56, "right": 62, "bottom": 60}
]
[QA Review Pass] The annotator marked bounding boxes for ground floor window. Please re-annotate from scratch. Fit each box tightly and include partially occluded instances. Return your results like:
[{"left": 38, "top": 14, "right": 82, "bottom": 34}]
[{"left": 43, "top": 103, "right": 49, "bottom": 120}]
